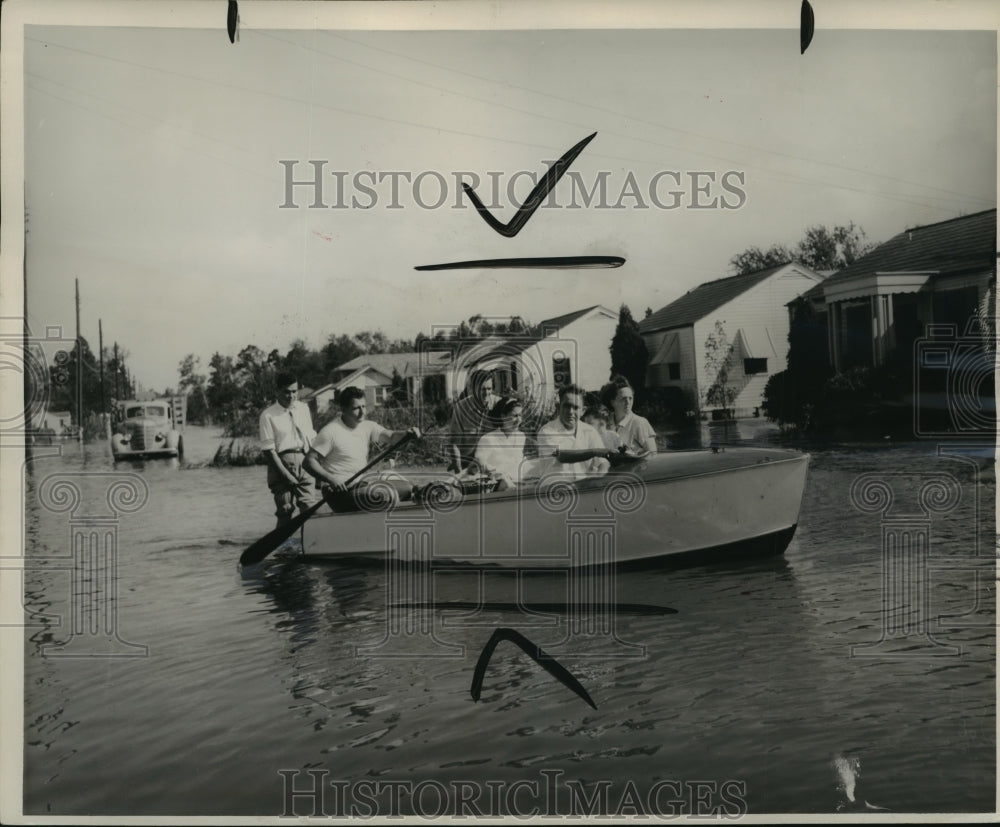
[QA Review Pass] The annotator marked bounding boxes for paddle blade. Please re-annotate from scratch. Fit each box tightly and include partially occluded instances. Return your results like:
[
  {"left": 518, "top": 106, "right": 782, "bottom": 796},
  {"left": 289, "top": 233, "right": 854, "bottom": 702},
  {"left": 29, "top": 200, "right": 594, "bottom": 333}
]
[{"left": 239, "top": 501, "right": 318, "bottom": 566}]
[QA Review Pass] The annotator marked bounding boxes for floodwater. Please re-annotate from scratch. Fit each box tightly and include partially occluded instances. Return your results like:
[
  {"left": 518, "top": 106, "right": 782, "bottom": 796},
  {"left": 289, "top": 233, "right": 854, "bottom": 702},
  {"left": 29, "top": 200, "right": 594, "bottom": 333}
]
[{"left": 19, "top": 425, "right": 996, "bottom": 818}]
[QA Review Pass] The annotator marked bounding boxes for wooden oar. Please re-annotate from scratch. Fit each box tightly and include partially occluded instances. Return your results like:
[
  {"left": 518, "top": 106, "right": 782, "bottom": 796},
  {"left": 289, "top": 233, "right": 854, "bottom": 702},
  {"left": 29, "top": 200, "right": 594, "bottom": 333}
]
[{"left": 239, "top": 431, "right": 416, "bottom": 567}]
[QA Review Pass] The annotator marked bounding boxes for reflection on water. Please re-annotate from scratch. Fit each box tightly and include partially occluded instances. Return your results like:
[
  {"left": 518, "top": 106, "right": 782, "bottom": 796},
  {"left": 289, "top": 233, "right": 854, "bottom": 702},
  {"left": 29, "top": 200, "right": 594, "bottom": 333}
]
[{"left": 19, "top": 427, "right": 996, "bottom": 816}]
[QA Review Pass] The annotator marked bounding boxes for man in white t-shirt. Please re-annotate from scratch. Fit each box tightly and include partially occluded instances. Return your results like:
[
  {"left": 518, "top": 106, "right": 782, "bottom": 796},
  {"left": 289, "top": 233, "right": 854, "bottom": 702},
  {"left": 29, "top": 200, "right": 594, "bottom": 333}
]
[
  {"left": 259, "top": 371, "right": 320, "bottom": 527},
  {"left": 535, "top": 384, "right": 610, "bottom": 482},
  {"left": 305, "top": 386, "right": 418, "bottom": 510}
]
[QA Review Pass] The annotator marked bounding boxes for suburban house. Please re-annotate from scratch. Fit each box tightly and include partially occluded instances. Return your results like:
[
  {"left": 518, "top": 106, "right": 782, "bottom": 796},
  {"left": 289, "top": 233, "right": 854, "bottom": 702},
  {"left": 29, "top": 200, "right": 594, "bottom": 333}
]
[
  {"left": 797, "top": 208, "right": 995, "bottom": 373},
  {"left": 450, "top": 305, "right": 619, "bottom": 406},
  {"left": 312, "top": 305, "right": 619, "bottom": 417},
  {"left": 305, "top": 351, "right": 452, "bottom": 415},
  {"left": 639, "top": 263, "right": 825, "bottom": 417}
]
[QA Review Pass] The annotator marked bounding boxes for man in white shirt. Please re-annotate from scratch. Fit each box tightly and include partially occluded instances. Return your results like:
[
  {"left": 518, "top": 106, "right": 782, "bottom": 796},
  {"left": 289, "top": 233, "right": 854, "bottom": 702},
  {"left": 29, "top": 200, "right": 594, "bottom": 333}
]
[
  {"left": 259, "top": 371, "right": 319, "bottom": 527},
  {"left": 305, "top": 386, "right": 418, "bottom": 510},
  {"left": 536, "top": 384, "right": 610, "bottom": 482}
]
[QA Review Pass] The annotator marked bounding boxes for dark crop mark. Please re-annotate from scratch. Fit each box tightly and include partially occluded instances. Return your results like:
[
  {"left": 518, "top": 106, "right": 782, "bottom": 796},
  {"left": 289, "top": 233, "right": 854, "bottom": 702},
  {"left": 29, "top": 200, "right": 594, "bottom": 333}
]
[
  {"left": 227, "top": 1, "right": 239, "bottom": 44},
  {"left": 462, "top": 132, "right": 597, "bottom": 237},
  {"left": 414, "top": 256, "right": 625, "bottom": 271},
  {"left": 470, "top": 627, "right": 597, "bottom": 710},
  {"left": 801, "top": 1, "right": 814, "bottom": 54}
]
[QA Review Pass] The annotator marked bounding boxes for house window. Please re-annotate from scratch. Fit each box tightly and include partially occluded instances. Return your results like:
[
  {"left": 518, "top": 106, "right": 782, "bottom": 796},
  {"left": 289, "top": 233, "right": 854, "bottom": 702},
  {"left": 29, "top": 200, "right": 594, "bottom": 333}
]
[
  {"left": 372, "top": 386, "right": 387, "bottom": 406},
  {"left": 552, "top": 355, "right": 572, "bottom": 387},
  {"left": 667, "top": 362, "right": 681, "bottom": 380},
  {"left": 743, "top": 358, "right": 767, "bottom": 375}
]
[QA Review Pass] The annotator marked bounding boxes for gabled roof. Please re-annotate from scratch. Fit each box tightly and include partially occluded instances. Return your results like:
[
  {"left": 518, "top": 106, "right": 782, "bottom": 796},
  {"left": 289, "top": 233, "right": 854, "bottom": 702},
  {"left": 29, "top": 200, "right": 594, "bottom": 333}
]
[
  {"left": 818, "top": 209, "right": 996, "bottom": 291},
  {"left": 639, "top": 263, "right": 795, "bottom": 333},
  {"left": 333, "top": 351, "right": 453, "bottom": 380},
  {"left": 537, "top": 304, "right": 613, "bottom": 331}
]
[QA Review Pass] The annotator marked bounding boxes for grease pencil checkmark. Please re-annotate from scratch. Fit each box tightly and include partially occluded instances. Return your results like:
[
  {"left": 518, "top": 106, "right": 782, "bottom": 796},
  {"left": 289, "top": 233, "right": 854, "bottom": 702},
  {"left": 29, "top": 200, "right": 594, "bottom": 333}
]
[{"left": 462, "top": 132, "right": 597, "bottom": 237}]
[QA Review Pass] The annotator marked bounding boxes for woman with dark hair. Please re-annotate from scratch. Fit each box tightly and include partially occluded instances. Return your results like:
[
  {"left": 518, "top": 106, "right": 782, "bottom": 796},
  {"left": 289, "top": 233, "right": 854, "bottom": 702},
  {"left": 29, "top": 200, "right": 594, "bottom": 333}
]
[
  {"left": 600, "top": 374, "right": 657, "bottom": 456},
  {"left": 446, "top": 369, "right": 498, "bottom": 473},
  {"left": 472, "top": 396, "right": 527, "bottom": 491}
]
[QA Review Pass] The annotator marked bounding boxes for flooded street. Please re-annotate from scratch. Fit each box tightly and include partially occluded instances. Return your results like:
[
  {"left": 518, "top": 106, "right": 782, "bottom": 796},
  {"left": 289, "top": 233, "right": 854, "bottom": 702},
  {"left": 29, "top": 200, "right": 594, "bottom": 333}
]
[{"left": 20, "top": 426, "right": 995, "bottom": 816}]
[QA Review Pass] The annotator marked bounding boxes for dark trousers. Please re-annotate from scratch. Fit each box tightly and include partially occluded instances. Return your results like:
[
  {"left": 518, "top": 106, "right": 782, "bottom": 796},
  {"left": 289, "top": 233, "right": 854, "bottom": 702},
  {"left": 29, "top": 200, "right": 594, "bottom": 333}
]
[
  {"left": 322, "top": 476, "right": 414, "bottom": 513},
  {"left": 267, "top": 452, "right": 319, "bottom": 526}
]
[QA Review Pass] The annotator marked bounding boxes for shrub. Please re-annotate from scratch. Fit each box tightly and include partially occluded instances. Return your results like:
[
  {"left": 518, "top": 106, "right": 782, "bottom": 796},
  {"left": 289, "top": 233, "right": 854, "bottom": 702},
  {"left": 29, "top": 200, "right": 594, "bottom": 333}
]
[
  {"left": 210, "top": 439, "right": 265, "bottom": 467},
  {"left": 640, "top": 386, "right": 692, "bottom": 429}
]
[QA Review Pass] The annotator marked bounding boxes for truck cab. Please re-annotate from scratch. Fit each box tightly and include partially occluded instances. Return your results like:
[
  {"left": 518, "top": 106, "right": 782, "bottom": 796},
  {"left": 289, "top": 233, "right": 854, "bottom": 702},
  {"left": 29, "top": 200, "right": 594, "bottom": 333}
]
[{"left": 111, "top": 397, "right": 185, "bottom": 460}]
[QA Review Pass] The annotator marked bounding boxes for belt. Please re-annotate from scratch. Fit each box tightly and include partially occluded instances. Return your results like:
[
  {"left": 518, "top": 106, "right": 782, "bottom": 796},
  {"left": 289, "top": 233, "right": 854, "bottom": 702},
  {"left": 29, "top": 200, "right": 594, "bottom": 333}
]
[{"left": 279, "top": 448, "right": 306, "bottom": 456}]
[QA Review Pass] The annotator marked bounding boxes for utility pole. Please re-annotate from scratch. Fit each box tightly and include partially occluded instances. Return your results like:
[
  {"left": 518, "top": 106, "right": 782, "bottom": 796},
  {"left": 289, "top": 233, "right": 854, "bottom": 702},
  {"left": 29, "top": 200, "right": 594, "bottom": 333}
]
[
  {"left": 75, "top": 278, "right": 83, "bottom": 446},
  {"left": 99, "top": 318, "right": 107, "bottom": 436},
  {"left": 113, "top": 341, "right": 121, "bottom": 400}
]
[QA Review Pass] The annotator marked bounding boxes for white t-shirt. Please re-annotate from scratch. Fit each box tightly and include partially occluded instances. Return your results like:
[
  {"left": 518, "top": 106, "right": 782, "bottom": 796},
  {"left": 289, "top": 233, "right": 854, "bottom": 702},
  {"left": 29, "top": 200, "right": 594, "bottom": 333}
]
[
  {"left": 310, "top": 418, "right": 391, "bottom": 484},
  {"left": 474, "top": 429, "right": 528, "bottom": 483},
  {"left": 535, "top": 418, "right": 607, "bottom": 481}
]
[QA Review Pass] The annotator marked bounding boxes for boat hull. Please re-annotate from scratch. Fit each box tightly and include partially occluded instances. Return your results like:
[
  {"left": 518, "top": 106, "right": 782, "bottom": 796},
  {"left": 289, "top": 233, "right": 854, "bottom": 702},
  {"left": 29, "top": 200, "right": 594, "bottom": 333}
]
[{"left": 300, "top": 447, "right": 810, "bottom": 569}]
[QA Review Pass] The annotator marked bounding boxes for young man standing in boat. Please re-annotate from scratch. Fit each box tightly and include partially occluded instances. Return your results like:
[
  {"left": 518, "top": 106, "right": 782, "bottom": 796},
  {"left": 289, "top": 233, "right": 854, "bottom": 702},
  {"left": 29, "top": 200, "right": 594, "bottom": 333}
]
[
  {"left": 535, "top": 384, "right": 610, "bottom": 481},
  {"left": 259, "top": 371, "right": 320, "bottom": 528},
  {"left": 305, "top": 386, "right": 419, "bottom": 510}
]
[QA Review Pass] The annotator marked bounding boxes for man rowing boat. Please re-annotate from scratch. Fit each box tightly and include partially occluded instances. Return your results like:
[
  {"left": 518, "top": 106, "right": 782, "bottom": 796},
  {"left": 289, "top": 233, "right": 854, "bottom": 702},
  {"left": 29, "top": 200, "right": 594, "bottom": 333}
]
[{"left": 304, "top": 386, "right": 419, "bottom": 510}]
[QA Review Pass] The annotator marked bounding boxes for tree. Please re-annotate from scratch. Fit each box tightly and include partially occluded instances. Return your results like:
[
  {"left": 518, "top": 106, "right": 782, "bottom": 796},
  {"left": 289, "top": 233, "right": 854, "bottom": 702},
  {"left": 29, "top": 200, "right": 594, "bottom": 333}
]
[
  {"left": 609, "top": 304, "right": 649, "bottom": 394},
  {"left": 323, "top": 334, "right": 363, "bottom": 375},
  {"left": 796, "top": 222, "right": 874, "bottom": 271},
  {"left": 177, "top": 353, "right": 209, "bottom": 424},
  {"left": 730, "top": 222, "right": 876, "bottom": 275},
  {"left": 703, "top": 320, "right": 737, "bottom": 417},
  {"left": 280, "top": 339, "right": 326, "bottom": 390},
  {"left": 387, "top": 367, "right": 409, "bottom": 406},
  {"left": 47, "top": 336, "right": 117, "bottom": 424},
  {"left": 206, "top": 353, "right": 239, "bottom": 428},
  {"left": 729, "top": 244, "right": 794, "bottom": 275}
]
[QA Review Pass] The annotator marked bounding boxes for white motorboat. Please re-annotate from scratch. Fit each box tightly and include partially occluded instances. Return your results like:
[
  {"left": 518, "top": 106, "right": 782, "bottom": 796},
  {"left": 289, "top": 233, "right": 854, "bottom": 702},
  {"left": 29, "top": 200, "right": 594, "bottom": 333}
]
[{"left": 299, "top": 447, "right": 810, "bottom": 568}]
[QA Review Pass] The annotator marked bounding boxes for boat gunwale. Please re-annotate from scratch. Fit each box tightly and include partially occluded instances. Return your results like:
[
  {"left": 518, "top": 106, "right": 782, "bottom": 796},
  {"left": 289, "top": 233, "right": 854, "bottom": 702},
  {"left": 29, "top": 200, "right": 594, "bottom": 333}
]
[{"left": 305, "top": 448, "right": 811, "bottom": 523}]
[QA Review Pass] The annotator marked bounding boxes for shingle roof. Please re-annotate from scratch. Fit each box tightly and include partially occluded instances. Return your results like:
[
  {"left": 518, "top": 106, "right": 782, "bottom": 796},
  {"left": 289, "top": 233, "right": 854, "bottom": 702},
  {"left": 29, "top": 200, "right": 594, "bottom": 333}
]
[
  {"left": 538, "top": 305, "right": 604, "bottom": 330},
  {"left": 819, "top": 209, "right": 996, "bottom": 290},
  {"left": 334, "top": 351, "right": 452, "bottom": 378},
  {"left": 639, "top": 263, "right": 791, "bottom": 333}
]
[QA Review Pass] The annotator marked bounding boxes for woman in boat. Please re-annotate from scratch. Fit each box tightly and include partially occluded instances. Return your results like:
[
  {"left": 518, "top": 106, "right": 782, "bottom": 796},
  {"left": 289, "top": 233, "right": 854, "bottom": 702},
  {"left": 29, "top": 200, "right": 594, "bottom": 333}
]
[
  {"left": 472, "top": 396, "right": 527, "bottom": 491},
  {"left": 600, "top": 374, "right": 658, "bottom": 456},
  {"left": 445, "top": 369, "right": 498, "bottom": 474}
]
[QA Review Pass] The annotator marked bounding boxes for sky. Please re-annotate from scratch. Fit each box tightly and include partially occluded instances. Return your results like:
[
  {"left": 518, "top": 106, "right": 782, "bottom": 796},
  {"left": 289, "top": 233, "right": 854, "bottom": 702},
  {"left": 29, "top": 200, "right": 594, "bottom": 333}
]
[{"left": 10, "top": 2, "right": 998, "bottom": 392}]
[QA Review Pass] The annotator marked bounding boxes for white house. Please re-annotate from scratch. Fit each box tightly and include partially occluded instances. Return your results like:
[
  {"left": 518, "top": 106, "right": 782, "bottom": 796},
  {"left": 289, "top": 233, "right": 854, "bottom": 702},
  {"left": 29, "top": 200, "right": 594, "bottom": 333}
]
[
  {"left": 455, "top": 305, "right": 618, "bottom": 407},
  {"left": 307, "top": 352, "right": 452, "bottom": 414},
  {"left": 316, "top": 306, "right": 618, "bottom": 419},
  {"left": 808, "top": 209, "right": 995, "bottom": 372},
  {"left": 639, "top": 263, "right": 825, "bottom": 417}
]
